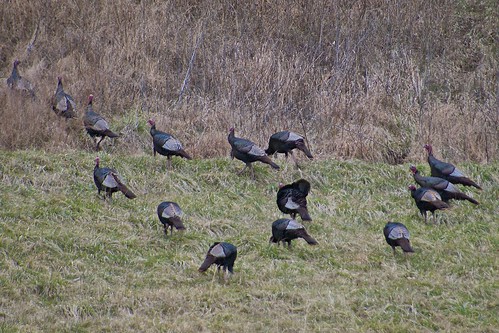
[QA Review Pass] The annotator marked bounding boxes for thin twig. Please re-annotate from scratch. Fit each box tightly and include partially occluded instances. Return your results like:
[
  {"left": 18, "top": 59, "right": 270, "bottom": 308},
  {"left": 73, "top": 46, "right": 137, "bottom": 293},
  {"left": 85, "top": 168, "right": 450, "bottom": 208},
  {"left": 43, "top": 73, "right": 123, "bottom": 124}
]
[
  {"left": 26, "top": 19, "right": 40, "bottom": 56},
  {"left": 177, "top": 23, "right": 205, "bottom": 105}
]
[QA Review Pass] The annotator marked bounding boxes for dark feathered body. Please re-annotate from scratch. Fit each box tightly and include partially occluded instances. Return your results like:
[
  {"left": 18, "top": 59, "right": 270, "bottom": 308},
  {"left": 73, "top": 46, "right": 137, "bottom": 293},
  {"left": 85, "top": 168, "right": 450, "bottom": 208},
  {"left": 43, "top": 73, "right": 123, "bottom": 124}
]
[
  {"left": 148, "top": 120, "right": 191, "bottom": 167},
  {"left": 228, "top": 128, "right": 279, "bottom": 176},
  {"left": 7, "top": 60, "right": 35, "bottom": 97},
  {"left": 51, "top": 77, "right": 77, "bottom": 119},
  {"left": 270, "top": 218, "right": 318, "bottom": 247},
  {"left": 93, "top": 157, "right": 136, "bottom": 199},
  {"left": 83, "top": 95, "right": 119, "bottom": 151},
  {"left": 277, "top": 179, "right": 312, "bottom": 221},
  {"left": 410, "top": 166, "right": 479, "bottom": 205},
  {"left": 409, "top": 185, "right": 449, "bottom": 223},
  {"left": 383, "top": 222, "right": 414, "bottom": 254},
  {"left": 424, "top": 144, "right": 482, "bottom": 190},
  {"left": 157, "top": 201, "right": 185, "bottom": 235},
  {"left": 199, "top": 242, "right": 237, "bottom": 279},
  {"left": 265, "top": 130, "right": 313, "bottom": 159}
]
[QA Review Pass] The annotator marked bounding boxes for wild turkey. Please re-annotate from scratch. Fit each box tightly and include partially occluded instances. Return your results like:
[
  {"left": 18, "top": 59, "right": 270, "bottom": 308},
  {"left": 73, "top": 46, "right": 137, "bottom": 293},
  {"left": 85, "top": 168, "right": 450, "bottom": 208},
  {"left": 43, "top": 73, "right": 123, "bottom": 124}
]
[
  {"left": 383, "top": 222, "right": 414, "bottom": 255},
  {"left": 157, "top": 201, "right": 185, "bottom": 235},
  {"left": 83, "top": 95, "right": 119, "bottom": 151},
  {"left": 93, "top": 157, "right": 136, "bottom": 199},
  {"left": 147, "top": 119, "right": 191, "bottom": 169},
  {"left": 6, "top": 59, "right": 35, "bottom": 97},
  {"left": 424, "top": 144, "right": 481, "bottom": 190},
  {"left": 408, "top": 185, "right": 449, "bottom": 224},
  {"left": 410, "top": 165, "right": 479, "bottom": 205},
  {"left": 228, "top": 127, "right": 279, "bottom": 178},
  {"left": 51, "top": 77, "right": 77, "bottom": 119},
  {"left": 269, "top": 218, "right": 317, "bottom": 247},
  {"left": 277, "top": 179, "right": 312, "bottom": 221},
  {"left": 198, "top": 242, "right": 237, "bottom": 280},
  {"left": 265, "top": 130, "right": 313, "bottom": 167}
]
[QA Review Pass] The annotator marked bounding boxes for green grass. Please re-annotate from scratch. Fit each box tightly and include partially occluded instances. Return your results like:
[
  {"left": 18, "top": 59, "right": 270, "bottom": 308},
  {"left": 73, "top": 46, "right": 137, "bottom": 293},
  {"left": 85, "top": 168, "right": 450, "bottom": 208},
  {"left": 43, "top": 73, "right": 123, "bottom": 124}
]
[{"left": 0, "top": 150, "right": 497, "bottom": 332}]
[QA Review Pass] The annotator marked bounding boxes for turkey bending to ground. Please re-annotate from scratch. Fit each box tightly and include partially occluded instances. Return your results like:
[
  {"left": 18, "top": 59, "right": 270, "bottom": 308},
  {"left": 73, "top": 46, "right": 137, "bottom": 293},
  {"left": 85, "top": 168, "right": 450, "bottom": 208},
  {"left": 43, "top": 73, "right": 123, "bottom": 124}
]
[
  {"left": 83, "top": 95, "right": 119, "bottom": 151},
  {"left": 157, "top": 201, "right": 185, "bottom": 236},
  {"left": 277, "top": 179, "right": 312, "bottom": 221},
  {"left": 51, "top": 77, "right": 77, "bottom": 119},
  {"left": 93, "top": 157, "right": 136, "bottom": 199},
  {"left": 383, "top": 222, "right": 414, "bottom": 255},
  {"left": 198, "top": 242, "right": 237, "bottom": 281},
  {"left": 147, "top": 119, "right": 191, "bottom": 169},
  {"left": 410, "top": 165, "right": 479, "bottom": 205},
  {"left": 269, "top": 218, "right": 317, "bottom": 248},
  {"left": 265, "top": 130, "right": 313, "bottom": 167},
  {"left": 409, "top": 185, "right": 449, "bottom": 224},
  {"left": 424, "top": 144, "right": 482, "bottom": 190},
  {"left": 228, "top": 127, "right": 279, "bottom": 178},
  {"left": 6, "top": 59, "right": 35, "bottom": 98}
]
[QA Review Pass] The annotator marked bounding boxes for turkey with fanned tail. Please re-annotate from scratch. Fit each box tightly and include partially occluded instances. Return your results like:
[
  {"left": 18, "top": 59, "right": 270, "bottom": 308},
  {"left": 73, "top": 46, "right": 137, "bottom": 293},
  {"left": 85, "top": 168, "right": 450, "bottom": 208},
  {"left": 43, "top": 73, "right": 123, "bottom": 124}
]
[{"left": 276, "top": 179, "right": 312, "bottom": 221}]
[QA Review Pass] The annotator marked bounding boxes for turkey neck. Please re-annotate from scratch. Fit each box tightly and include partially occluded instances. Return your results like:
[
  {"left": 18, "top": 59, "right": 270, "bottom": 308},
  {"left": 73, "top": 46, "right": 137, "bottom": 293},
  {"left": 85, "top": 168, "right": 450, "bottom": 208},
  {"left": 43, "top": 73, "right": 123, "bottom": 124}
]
[
  {"left": 11, "top": 63, "right": 19, "bottom": 80},
  {"left": 85, "top": 101, "right": 94, "bottom": 114},
  {"left": 149, "top": 124, "right": 158, "bottom": 136},
  {"left": 227, "top": 130, "right": 235, "bottom": 144},
  {"left": 426, "top": 147, "right": 437, "bottom": 163},
  {"left": 56, "top": 80, "right": 64, "bottom": 95},
  {"left": 413, "top": 170, "right": 425, "bottom": 185}
]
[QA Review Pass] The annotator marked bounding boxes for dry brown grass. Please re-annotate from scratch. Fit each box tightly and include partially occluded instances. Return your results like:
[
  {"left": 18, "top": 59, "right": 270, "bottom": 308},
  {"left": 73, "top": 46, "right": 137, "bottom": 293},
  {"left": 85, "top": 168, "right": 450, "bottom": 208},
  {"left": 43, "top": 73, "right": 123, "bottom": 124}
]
[{"left": 1, "top": 0, "right": 498, "bottom": 162}]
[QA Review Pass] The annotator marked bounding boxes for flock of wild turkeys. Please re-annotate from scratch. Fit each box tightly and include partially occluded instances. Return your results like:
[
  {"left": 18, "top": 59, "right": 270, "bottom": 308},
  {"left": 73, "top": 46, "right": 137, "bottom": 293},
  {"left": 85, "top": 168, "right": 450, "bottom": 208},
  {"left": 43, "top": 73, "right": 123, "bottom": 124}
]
[{"left": 7, "top": 59, "right": 482, "bottom": 279}]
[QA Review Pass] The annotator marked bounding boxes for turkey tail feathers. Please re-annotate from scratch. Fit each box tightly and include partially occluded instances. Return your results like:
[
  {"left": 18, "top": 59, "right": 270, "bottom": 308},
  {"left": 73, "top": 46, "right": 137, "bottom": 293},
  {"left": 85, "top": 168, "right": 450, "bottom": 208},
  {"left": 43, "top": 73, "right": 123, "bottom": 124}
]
[
  {"left": 111, "top": 173, "right": 136, "bottom": 199},
  {"left": 102, "top": 129, "right": 119, "bottom": 138},
  {"left": 261, "top": 156, "right": 280, "bottom": 169},
  {"left": 465, "top": 196, "right": 479, "bottom": 205},
  {"left": 178, "top": 149, "right": 192, "bottom": 160},
  {"left": 269, "top": 161, "right": 280, "bottom": 170},
  {"left": 398, "top": 238, "right": 414, "bottom": 253},
  {"left": 433, "top": 200, "right": 450, "bottom": 210},
  {"left": 302, "top": 233, "right": 318, "bottom": 245},
  {"left": 297, "top": 207, "right": 312, "bottom": 221},
  {"left": 169, "top": 216, "right": 186, "bottom": 230},
  {"left": 452, "top": 177, "right": 482, "bottom": 190}
]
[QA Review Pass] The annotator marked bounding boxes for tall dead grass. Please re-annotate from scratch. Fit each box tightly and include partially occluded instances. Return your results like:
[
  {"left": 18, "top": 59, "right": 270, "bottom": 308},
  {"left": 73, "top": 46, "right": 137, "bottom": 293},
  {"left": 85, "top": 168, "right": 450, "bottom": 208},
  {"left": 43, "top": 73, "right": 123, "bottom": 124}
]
[{"left": 1, "top": 0, "right": 497, "bottom": 162}]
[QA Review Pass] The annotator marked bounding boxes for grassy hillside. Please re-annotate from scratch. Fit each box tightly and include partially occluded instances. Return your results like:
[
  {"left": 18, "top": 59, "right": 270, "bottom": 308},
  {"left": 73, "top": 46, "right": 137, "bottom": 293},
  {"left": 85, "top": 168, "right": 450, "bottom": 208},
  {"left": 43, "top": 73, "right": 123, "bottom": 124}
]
[
  {"left": 0, "top": 150, "right": 497, "bottom": 332},
  {"left": 1, "top": 0, "right": 498, "bottom": 161}
]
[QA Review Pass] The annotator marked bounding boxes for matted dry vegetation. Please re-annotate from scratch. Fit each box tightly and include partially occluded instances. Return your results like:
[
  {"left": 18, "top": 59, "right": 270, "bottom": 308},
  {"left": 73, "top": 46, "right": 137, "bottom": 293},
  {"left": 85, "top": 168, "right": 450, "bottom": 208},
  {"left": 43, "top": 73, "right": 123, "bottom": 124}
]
[{"left": 1, "top": 0, "right": 498, "bottom": 162}]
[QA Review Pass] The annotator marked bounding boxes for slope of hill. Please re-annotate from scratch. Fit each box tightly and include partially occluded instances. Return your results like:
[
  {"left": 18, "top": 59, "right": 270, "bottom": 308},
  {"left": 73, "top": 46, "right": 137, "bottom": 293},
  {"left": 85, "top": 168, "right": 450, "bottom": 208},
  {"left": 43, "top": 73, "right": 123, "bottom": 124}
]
[
  {"left": 0, "top": 150, "right": 497, "bottom": 332},
  {"left": 1, "top": 0, "right": 498, "bottom": 161}
]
